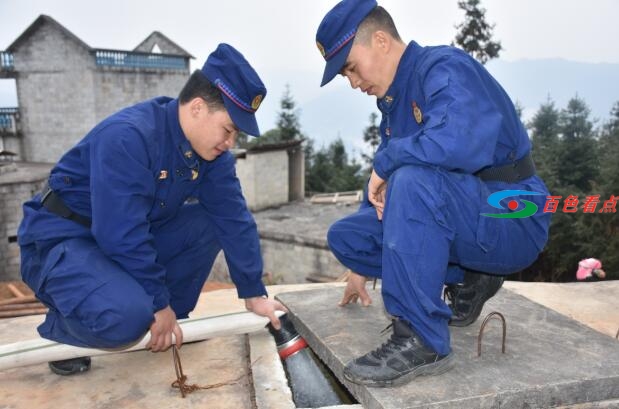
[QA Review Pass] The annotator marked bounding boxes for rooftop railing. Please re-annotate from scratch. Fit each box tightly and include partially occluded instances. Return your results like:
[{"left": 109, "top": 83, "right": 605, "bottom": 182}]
[
  {"left": 93, "top": 49, "right": 188, "bottom": 71},
  {"left": 0, "top": 108, "right": 21, "bottom": 136}
]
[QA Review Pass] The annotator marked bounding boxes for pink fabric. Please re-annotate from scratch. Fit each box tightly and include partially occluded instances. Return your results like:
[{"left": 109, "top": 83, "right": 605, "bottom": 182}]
[{"left": 576, "top": 258, "right": 602, "bottom": 280}]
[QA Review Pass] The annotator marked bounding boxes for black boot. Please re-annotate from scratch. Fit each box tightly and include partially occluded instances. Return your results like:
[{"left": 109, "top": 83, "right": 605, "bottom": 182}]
[
  {"left": 48, "top": 356, "right": 91, "bottom": 375},
  {"left": 343, "top": 319, "right": 453, "bottom": 387},
  {"left": 445, "top": 270, "right": 504, "bottom": 327}
]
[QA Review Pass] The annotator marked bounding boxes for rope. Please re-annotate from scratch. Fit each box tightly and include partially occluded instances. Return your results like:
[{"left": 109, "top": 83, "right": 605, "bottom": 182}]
[{"left": 170, "top": 345, "right": 247, "bottom": 398}]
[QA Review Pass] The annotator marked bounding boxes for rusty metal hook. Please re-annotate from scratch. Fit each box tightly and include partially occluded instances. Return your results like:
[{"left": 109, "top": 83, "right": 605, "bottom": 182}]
[{"left": 477, "top": 311, "right": 507, "bottom": 357}]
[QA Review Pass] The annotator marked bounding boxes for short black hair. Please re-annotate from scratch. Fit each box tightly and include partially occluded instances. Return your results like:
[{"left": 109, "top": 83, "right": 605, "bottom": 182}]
[
  {"left": 178, "top": 70, "right": 225, "bottom": 111},
  {"left": 355, "top": 6, "right": 402, "bottom": 44}
]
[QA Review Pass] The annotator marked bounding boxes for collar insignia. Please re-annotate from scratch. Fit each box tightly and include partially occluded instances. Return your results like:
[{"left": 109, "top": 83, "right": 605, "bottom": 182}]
[{"left": 413, "top": 101, "right": 423, "bottom": 124}]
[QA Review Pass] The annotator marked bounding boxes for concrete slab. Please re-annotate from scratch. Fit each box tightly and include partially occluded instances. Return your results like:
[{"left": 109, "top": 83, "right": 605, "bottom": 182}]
[
  {"left": 249, "top": 328, "right": 296, "bottom": 409},
  {"left": 0, "top": 283, "right": 347, "bottom": 409},
  {"left": 504, "top": 280, "right": 619, "bottom": 338},
  {"left": 0, "top": 335, "right": 254, "bottom": 409},
  {"left": 276, "top": 286, "right": 619, "bottom": 409}
]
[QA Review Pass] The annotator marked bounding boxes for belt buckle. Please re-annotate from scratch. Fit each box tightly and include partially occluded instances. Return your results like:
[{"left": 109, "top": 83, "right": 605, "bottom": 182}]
[{"left": 41, "top": 186, "right": 53, "bottom": 204}]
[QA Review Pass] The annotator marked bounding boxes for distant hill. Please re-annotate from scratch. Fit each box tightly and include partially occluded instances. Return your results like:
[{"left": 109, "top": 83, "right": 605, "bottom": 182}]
[
  {"left": 287, "top": 58, "right": 619, "bottom": 157},
  {"left": 486, "top": 58, "right": 619, "bottom": 124}
]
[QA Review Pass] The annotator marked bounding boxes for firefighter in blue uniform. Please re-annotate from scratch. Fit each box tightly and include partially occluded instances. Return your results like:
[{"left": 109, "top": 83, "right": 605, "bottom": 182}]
[
  {"left": 317, "top": 0, "right": 551, "bottom": 387},
  {"left": 18, "top": 44, "right": 286, "bottom": 375}
]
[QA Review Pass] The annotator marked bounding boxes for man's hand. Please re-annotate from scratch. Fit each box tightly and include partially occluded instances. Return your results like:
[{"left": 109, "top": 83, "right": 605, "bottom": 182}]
[
  {"left": 339, "top": 271, "right": 372, "bottom": 307},
  {"left": 146, "top": 305, "right": 183, "bottom": 352},
  {"left": 368, "top": 169, "right": 387, "bottom": 220},
  {"left": 245, "top": 296, "right": 288, "bottom": 330}
]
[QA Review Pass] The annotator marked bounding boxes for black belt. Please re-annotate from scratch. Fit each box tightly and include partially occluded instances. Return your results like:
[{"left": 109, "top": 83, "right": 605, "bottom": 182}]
[
  {"left": 475, "top": 152, "right": 536, "bottom": 183},
  {"left": 41, "top": 185, "right": 92, "bottom": 228}
]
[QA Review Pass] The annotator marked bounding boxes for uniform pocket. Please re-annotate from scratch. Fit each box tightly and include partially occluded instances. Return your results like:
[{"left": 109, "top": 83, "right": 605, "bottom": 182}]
[
  {"left": 38, "top": 239, "right": 106, "bottom": 317},
  {"left": 37, "top": 242, "right": 66, "bottom": 293}
]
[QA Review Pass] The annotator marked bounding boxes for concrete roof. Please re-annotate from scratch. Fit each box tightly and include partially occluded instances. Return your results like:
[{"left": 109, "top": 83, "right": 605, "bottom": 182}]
[
  {"left": 277, "top": 281, "right": 619, "bottom": 408},
  {"left": 133, "top": 31, "right": 194, "bottom": 58},
  {"left": 7, "top": 15, "right": 91, "bottom": 53},
  {"left": 0, "top": 162, "right": 51, "bottom": 185},
  {"left": 1, "top": 281, "right": 618, "bottom": 408},
  {"left": 254, "top": 201, "right": 357, "bottom": 248}
]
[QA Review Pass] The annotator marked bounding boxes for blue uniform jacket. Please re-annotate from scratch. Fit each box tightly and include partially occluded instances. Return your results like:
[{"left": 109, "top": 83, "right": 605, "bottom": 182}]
[
  {"left": 373, "top": 41, "right": 532, "bottom": 178},
  {"left": 18, "top": 97, "right": 267, "bottom": 311},
  {"left": 371, "top": 42, "right": 549, "bottom": 247}
]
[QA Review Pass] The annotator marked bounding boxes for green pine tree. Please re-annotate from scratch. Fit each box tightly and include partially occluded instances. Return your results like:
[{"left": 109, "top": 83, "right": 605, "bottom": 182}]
[
  {"left": 305, "top": 138, "right": 364, "bottom": 194},
  {"left": 584, "top": 102, "right": 619, "bottom": 278},
  {"left": 521, "top": 97, "right": 604, "bottom": 282},
  {"left": 556, "top": 96, "right": 599, "bottom": 192},
  {"left": 453, "top": 0, "right": 502, "bottom": 65},
  {"left": 529, "top": 97, "right": 560, "bottom": 187},
  {"left": 361, "top": 112, "right": 381, "bottom": 168},
  {"left": 276, "top": 84, "right": 302, "bottom": 141}
]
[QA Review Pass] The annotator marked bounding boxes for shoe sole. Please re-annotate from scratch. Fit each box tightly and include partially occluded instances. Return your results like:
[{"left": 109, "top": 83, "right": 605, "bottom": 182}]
[
  {"left": 344, "top": 353, "right": 455, "bottom": 388},
  {"left": 449, "top": 277, "right": 504, "bottom": 328}
]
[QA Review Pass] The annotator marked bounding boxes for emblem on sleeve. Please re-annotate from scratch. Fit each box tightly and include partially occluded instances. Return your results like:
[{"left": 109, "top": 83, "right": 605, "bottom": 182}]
[{"left": 412, "top": 101, "right": 423, "bottom": 124}]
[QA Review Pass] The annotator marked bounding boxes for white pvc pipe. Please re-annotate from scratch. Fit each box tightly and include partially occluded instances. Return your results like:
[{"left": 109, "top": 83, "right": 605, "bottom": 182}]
[{"left": 0, "top": 310, "right": 284, "bottom": 371}]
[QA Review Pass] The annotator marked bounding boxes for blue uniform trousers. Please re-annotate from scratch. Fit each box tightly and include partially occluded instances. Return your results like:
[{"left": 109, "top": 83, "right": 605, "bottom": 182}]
[
  {"left": 20, "top": 204, "right": 220, "bottom": 348},
  {"left": 328, "top": 166, "right": 546, "bottom": 355}
]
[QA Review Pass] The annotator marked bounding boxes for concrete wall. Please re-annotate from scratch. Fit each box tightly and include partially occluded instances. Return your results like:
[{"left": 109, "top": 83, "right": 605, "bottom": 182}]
[
  {"left": 93, "top": 68, "right": 188, "bottom": 123},
  {"left": 208, "top": 237, "right": 345, "bottom": 286},
  {"left": 288, "top": 146, "right": 305, "bottom": 201},
  {"left": 259, "top": 238, "right": 344, "bottom": 283},
  {"left": 236, "top": 150, "right": 289, "bottom": 211},
  {"left": 0, "top": 166, "right": 48, "bottom": 280},
  {"left": 13, "top": 21, "right": 97, "bottom": 163},
  {"left": 1, "top": 135, "right": 23, "bottom": 156},
  {"left": 11, "top": 19, "right": 189, "bottom": 164}
]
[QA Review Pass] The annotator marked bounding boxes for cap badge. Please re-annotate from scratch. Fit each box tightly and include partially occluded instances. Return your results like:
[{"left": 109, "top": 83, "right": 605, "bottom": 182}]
[
  {"left": 316, "top": 41, "right": 326, "bottom": 58},
  {"left": 158, "top": 170, "right": 168, "bottom": 180},
  {"left": 412, "top": 101, "right": 423, "bottom": 124},
  {"left": 251, "top": 95, "right": 263, "bottom": 110}
]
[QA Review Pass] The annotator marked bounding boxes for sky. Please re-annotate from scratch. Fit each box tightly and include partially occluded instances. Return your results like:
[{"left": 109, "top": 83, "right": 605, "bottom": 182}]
[{"left": 1, "top": 0, "right": 619, "bottom": 154}]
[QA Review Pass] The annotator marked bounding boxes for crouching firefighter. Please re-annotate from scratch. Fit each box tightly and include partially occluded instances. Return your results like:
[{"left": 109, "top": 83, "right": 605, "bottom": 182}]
[
  {"left": 317, "top": 0, "right": 551, "bottom": 387},
  {"left": 18, "top": 44, "right": 286, "bottom": 375}
]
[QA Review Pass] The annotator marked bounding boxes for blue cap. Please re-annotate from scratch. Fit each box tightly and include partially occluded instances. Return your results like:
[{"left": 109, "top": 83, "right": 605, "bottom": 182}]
[
  {"left": 201, "top": 44, "right": 267, "bottom": 136},
  {"left": 316, "top": 0, "right": 377, "bottom": 86}
]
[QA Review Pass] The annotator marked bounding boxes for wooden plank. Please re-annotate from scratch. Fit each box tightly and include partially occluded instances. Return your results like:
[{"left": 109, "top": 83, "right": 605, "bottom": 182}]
[
  {"left": 0, "top": 295, "right": 37, "bottom": 306},
  {"left": 7, "top": 283, "right": 25, "bottom": 298}
]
